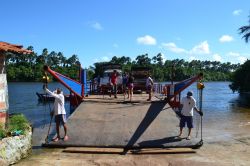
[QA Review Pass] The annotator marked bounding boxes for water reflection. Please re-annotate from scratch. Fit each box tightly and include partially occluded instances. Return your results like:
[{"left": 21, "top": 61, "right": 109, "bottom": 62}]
[
  {"left": 230, "top": 93, "right": 250, "bottom": 108},
  {"left": 8, "top": 82, "right": 71, "bottom": 128}
]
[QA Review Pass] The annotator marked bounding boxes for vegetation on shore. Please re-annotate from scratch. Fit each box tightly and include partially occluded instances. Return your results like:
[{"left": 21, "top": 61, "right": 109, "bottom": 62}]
[
  {"left": 6, "top": 47, "right": 80, "bottom": 82},
  {"left": 6, "top": 47, "right": 240, "bottom": 82},
  {"left": 0, "top": 114, "right": 30, "bottom": 139},
  {"left": 92, "top": 54, "right": 239, "bottom": 82},
  {"left": 229, "top": 14, "right": 250, "bottom": 93}
]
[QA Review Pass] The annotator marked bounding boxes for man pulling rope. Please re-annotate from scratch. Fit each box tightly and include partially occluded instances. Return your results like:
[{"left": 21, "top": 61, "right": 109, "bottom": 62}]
[{"left": 44, "top": 85, "right": 69, "bottom": 142}]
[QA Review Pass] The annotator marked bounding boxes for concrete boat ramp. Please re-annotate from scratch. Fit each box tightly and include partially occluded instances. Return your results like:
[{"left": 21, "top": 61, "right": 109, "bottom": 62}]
[{"left": 43, "top": 94, "right": 202, "bottom": 150}]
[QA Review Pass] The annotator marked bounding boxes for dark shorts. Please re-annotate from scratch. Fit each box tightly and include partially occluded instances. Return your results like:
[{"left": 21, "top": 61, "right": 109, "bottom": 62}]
[
  {"left": 180, "top": 116, "right": 193, "bottom": 128},
  {"left": 55, "top": 114, "right": 67, "bottom": 124},
  {"left": 147, "top": 85, "right": 152, "bottom": 92}
]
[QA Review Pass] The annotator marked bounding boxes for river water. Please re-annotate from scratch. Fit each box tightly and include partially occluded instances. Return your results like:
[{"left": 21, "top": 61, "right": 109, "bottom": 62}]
[
  {"left": 8, "top": 82, "right": 250, "bottom": 143},
  {"left": 8, "top": 82, "right": 71, "bottom": 128}
]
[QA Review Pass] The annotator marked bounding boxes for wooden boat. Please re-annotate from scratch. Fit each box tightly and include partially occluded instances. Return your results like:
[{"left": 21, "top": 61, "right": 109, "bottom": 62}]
[{"left": 36, "top": 92, "right": 70, "bottom": 102}]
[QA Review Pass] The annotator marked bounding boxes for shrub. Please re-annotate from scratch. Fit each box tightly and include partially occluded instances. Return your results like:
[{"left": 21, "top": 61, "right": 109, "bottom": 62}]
[
  {"left": 0, "top": 114, "right": 30, "bottom": 139},
  {"left": 8, "top": 114, "right": 30, "bottom": 135},
  {"left": 0, "top": 123, "right": 6, "bottom": 139}
]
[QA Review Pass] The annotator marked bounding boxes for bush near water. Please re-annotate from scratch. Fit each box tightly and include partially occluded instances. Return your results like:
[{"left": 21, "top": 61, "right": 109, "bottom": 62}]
[
  {"left": 230, "top": 60, "right": 250, "bottom": 93},
  {"left": 0, "top": 114, "right": 30, "bottom": 139}
]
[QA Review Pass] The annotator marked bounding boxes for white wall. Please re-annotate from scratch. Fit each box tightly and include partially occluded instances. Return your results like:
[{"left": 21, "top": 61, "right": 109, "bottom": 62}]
[{"left": 0, "top": 55, "right": 8, "bottom": 124}]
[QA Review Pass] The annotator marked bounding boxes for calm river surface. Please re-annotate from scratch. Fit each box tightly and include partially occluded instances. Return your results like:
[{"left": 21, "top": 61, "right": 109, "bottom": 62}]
[
  {"left": 8, "top": 81, "right": 250, "bottom": 141},
  {"left": 8, "top": 82, "right": 71, "bottom": 128}
]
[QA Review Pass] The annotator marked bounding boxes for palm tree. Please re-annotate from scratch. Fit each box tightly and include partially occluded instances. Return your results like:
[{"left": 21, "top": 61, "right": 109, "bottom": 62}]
[{"left": 239, "top": 15, "right": 250, "bottom": 43}]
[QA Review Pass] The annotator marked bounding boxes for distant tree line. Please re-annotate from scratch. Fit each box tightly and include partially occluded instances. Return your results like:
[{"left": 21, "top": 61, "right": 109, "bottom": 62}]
[
  {"left": 91, "top": 53, "right": 240, "bottom": 82},
  {"left": 6, "top": 46, "right": 80, "bottom": 82},
  {"left": 5, "top": 46, "right": 241, "bottom": 83}
]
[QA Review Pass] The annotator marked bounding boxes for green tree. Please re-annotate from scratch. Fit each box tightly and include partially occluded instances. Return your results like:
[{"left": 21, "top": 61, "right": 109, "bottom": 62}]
[
  {"left": 229, "top": 15, "right": 250, "bottom": 92},
  {"left": 239, "top": 15, "right": 250, "bottom": 43},
  {"left": 135, "top": 53, "right": 151, "bottom": 66},
  {"left": 230, "top": 60, "right": 250, "bottom": 92}
]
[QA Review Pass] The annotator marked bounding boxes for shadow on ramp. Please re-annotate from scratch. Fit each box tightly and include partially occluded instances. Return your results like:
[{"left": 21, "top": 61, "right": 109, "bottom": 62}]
[{"left": 123, "top": 101, "right": 167, "bottom": 152}]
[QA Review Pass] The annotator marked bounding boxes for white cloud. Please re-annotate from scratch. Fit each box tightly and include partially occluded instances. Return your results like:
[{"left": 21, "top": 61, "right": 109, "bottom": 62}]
[
  {"left": 227, "top": 52, "right": 249, "bottom": 64},
  {"left": 137, "top": 35, "right": 157, "bottom": 45},
  {"left": 238, "top": 56, "right": 247, "bottom": 64},
  {"left": 161, "top": 42, "right": 187, "bottom": 53},
  {"left": 161, "top": 41, "right": 210, "bottom": 63},
  {"left": 91, "top": 22, "right": 103, "bottom": 30},
  {"left": 233, "top": 9, "right": 242, "bottom": 16},
  {"left": 189, "top": 56, "right": 196, "bottom": 61},
  {"left": 160, "top": 53, "right": 167, "bottom": 62},
  {"left": 213, "top": 54, "right": 222, "bottom": 61},
  {"left": 190, "top": 41, "right": 210, "bottom": 54},
  {"left": 219, "top": 35, "right": 234, "bottom": 43},
  {"left": 228, "top": 52, "right": 240, "bottom": 57},
  {"left": 101, "top": 56, "right": 109, "bottom": 61},
  {"left": 93, "top": 58, "right": 99, "bottom": 63},
  {"left": 93, "top": 56, "right": 109, "bottom": 63}
]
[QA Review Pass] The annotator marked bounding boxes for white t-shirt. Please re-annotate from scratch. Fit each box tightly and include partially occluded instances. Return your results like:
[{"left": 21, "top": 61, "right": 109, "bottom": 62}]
[
  {"left": 45, "top": 88, "right": 66, "bottom": 115},
  {"left": 146, "top": 77, "right": 153, "bottom": 87},
  {"left": 180, "top": 96, "right": 196, "bottom": 116}
]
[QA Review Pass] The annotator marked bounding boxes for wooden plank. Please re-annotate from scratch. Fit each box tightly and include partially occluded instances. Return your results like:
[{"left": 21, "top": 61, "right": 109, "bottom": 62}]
[
  {"left": 63, "top": 147, "right": 124, "bottom": 154},
  {"left": 63, "top": 147, "right": 195, "bottom": 154},
  {"left": 128, "top": 148, "right": 196, "bottom": 154}
]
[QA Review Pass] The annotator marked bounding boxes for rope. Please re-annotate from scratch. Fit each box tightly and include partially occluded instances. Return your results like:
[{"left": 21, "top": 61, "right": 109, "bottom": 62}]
[
  {"left": 195, "top": 85, "right": 201, "bottom": 138},
  {"left": 42, "top": 88, "right": 47, "bottom": 129},
  {"left": 200, "top": 89, "right": 203, "bottom": 141},
  {"left": 195, "top": 81, "right": 204, "bottom": 142},
  {"left": 41, "top": 72, "right": 54, "bottom": 143},
  {"left": 44, "top": 92, "right": 54, "bottom": 143}
]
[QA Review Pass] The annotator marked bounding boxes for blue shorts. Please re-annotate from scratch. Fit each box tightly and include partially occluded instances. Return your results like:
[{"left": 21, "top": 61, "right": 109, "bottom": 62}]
[
  {"left": 180, "top": 116, "right": 193, "bottom": 128},
  {"left": 55, "top": 114, "right": 67, "bottom": 124}
]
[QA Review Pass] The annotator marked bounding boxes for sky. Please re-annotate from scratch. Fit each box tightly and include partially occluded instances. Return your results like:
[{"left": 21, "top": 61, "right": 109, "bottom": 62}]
[{"left": 1, "top": 0, "right": 250, "bottom": 67}]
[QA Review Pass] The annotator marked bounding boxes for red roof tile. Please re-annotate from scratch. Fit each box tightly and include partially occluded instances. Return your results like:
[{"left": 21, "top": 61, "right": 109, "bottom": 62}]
[{"left": 0, "top": 41, "right": 33, "bottom": 54}]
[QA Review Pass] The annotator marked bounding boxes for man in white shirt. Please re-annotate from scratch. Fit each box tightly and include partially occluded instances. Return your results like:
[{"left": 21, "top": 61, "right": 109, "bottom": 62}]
[
  {"left": 178, "top": 91, "right": 203, "bottom": 140},
  {"left": 44, "top": 87, "right": 68, "bottom": 142},
  {"left": 146, "top": 74, "right": 154, "bottom": 101}
]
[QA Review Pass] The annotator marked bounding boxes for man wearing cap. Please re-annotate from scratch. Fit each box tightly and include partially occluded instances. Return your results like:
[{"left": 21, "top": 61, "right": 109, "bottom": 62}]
[
  {"left": 44, "top": 86, "right": 69, "bottom": 142},
  {"left": 178, "top": 91, "right": 203, "bottom": 140}
]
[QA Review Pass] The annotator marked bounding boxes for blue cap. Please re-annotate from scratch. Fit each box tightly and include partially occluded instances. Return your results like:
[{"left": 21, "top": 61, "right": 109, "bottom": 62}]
[{"left": 187, "top": 91, "right": 193, "bottom": 96}]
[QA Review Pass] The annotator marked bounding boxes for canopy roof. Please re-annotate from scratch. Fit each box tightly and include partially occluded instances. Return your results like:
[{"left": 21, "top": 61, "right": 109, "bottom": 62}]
[{"left": 0, "top": 41, "right": 32, "bottom": 54}]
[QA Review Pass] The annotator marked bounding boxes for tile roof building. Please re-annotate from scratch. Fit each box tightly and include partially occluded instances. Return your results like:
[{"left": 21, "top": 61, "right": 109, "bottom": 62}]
[{"left": 0, "top": 41, "right": 32, "bottom": 126}]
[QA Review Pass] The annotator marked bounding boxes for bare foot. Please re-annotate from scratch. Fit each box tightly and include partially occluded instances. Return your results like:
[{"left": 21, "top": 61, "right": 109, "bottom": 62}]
[
  {"left": 63, "top": 135, "right": 69, "bottom": 141},
  {"left": 52, "top": 137, "right": 59, "bottom": 142}
]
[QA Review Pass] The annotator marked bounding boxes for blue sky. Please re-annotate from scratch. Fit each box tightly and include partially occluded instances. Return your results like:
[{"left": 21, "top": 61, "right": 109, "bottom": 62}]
[{"left": 1, "top": 0, "right": 250, "bottom": 67}]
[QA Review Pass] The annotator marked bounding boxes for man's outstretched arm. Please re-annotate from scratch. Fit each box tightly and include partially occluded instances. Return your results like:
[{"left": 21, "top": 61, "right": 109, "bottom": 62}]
[{"left": 194, "top": 107, "right": 203, "bottom": 116}]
